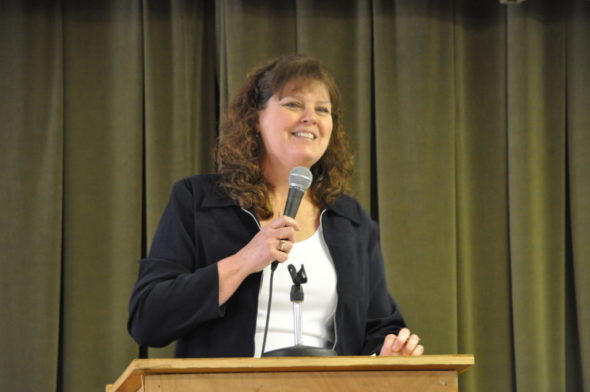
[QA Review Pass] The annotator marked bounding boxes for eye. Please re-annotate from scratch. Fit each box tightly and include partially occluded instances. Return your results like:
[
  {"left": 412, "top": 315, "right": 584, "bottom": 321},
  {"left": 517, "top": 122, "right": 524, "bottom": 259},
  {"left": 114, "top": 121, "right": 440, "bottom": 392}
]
[
  {"left": 282, "top": 101, "right": 302, "bottom": 109},
  {"left": 316, "top": 106, "right": 331, "bottom": 115}
]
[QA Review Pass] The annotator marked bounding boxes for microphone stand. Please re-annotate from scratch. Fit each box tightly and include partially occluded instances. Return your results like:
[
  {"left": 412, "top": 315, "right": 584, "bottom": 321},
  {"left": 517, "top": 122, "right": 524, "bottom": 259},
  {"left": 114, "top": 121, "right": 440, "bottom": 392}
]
[{"left": 262, "top": 264, "right": 337, "bottom": 357}]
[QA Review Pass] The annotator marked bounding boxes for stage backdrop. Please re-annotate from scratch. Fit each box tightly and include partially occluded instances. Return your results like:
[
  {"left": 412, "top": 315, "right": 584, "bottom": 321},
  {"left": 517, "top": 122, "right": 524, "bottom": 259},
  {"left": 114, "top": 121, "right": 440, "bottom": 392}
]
[{"left": 1, "top": 1, "right": 588, "bottom": 391}]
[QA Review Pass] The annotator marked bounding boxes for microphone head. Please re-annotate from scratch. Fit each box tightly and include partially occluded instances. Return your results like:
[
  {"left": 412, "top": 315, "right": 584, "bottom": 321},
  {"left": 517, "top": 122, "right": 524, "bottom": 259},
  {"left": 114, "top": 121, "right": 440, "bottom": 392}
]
[{"left": 289, "top": 166, "right": 313, "bottom": 191}]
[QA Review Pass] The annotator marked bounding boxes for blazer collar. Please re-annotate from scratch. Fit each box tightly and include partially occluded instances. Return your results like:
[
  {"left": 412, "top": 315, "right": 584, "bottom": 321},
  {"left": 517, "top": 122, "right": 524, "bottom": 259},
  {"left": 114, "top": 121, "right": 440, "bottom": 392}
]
[
  {"left": 200, "top": 178, "right": 361, "bottom": 225},
  {"left": 325, "top": 195, "right": 362, "bottom": 225},
  {"left": 201, "top": 181, "right": 237, "bottom": 208}
]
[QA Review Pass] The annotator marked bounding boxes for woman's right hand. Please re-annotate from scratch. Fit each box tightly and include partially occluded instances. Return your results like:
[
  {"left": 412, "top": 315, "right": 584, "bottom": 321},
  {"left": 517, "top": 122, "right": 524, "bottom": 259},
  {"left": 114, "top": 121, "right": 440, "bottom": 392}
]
[
  {"left": 217, "top": 215, "right": 300, "bottom": 305},
  {"left": 236, "top": 215, "right": 300, "bottom": 274}
]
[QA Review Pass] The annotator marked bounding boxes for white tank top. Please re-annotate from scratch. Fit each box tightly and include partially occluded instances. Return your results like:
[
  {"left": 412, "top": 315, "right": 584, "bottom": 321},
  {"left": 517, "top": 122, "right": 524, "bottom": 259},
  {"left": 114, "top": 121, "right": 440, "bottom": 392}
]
[{"left": 254, "top": 225, "right": 338, "bottom": 357}]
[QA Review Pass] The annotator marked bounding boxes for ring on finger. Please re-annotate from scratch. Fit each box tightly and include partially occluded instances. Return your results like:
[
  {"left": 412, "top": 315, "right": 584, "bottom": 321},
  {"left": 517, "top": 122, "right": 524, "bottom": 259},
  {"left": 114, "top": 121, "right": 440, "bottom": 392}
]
[{"left": 279, "top": 239, "right": 289, "bottom": 251}]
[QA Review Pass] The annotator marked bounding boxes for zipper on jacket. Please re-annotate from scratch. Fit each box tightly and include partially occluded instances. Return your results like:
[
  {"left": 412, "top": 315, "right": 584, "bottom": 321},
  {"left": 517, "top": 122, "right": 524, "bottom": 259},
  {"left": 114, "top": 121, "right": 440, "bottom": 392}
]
[
  {"left": 241, "top": 208, "right": 263, "bottom": 295},
  {"left": 241, "top": 208, "right": 262, "bottom": 230}
]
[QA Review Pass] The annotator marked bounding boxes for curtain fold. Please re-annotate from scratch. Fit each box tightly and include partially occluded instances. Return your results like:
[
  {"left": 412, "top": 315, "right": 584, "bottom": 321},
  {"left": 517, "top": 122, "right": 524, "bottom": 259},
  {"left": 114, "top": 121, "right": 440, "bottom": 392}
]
[
  {"left": 567, "top": 2, "right": 590, "bottom": 390},
  {"left": 454, "top": 2, "right": 514, "bottom": 390},
  {"left": 0, "top": 1, "right": 588, "bottom": 391},
  {"left": 373, "top": 0, "right": 459, "bottom": 356},
  {"left": 0, "top": 2, "right": 63, "bottom": 391},
  {"left": 60, "top": 1, "right": 143, "bottom": 389},
  {"left": 506, "top": 2, "right": 567, "bottom": 390}
]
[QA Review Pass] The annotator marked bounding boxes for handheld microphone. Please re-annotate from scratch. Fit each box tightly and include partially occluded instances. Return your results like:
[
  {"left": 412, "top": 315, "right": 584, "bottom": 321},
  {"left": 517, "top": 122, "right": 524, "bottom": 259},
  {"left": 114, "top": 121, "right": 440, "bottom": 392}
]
[
  {"left": 283, "top": 166, "right": 313, "bottom": 217},
  {"left": 271, "top": 167, "right": 313, "bottom": 271}
]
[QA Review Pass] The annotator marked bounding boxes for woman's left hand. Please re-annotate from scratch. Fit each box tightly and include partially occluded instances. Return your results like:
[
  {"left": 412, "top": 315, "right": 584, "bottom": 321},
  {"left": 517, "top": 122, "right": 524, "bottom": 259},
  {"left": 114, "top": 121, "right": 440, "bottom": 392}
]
[{"left": 379, "top": 328, "right": 424, "bottom": 356}]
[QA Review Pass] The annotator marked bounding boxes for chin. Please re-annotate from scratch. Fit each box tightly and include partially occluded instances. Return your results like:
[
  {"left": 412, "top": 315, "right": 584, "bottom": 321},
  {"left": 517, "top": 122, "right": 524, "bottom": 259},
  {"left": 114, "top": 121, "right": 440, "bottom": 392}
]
[
  {"left": 289, "top": 152, "right": 325, "bottom": 168},
  {"left": 274, "top": 149, "right": 325, "bottom": 171},
  {"left": 291, "top": 158, "right": 320, "bottom": 169}
]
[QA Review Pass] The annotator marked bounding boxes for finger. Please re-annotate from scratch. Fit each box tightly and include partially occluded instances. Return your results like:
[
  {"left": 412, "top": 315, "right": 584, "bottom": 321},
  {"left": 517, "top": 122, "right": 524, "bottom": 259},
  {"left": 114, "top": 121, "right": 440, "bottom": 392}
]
[
  {"left": 411, "top": 344, "right": 425, "bottom": 356},
  {"left": 391, "top": 328, "right": 411, "bottom": 353},
  {"left": 269, "top": 215, "right": 300, "bottom": 230},
  {"left": 277, "top": 239, "right": 293, "bottom": 253},
  {"left": 402, "top": 334, "right": 421, "bottom": 356},
  {"left": 379, "top": 334, "right": 397, "bottom": 356},
  {"left": 273, "top": 250, "right": 289, "bottom": 263},
  {"left": 273, "top": 227, "right": 296, "bottom": 242}
]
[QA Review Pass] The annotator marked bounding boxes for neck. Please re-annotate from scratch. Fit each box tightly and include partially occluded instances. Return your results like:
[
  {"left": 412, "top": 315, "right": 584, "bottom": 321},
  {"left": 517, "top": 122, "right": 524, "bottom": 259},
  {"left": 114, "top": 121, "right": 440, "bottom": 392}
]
[
  {"left": 264, "top": 167, "right": 290, "bottom": 212},
  {"left": 264, "top": 166, "right": 289, "bottom": 189},
  {"left": 263, "top": 163, "right": 315, "bottom": 216},
  {"left": 263, "top": 159, "right": 303, "bottom": 196}
]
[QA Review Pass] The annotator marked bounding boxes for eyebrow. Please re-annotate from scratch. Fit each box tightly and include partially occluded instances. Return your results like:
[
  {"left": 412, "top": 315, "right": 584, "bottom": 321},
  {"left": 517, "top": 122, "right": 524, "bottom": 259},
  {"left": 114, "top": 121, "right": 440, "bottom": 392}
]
[{"left": 280, "top": 95, "right": 331, "bottom": 106}]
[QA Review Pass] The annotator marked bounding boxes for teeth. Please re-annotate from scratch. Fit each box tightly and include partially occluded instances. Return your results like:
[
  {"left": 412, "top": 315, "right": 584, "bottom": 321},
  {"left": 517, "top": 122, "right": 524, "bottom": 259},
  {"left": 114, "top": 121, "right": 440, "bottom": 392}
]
[{"left": 293, "top": 132, "right": 315, "bottom": 140}]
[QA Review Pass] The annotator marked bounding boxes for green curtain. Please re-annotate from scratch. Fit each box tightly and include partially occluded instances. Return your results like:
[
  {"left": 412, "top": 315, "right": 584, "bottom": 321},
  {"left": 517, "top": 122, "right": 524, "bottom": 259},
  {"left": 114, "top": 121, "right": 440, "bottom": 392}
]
[{"left": 0, "top": 1, "right": 588, "bottom": 391}]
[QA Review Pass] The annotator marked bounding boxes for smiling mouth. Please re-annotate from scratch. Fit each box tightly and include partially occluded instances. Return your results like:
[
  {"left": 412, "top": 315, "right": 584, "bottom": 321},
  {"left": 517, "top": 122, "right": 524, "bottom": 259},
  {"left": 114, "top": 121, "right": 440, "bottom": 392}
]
[{"left": 292, "top": 131, "right": 316, "bottom": 140}]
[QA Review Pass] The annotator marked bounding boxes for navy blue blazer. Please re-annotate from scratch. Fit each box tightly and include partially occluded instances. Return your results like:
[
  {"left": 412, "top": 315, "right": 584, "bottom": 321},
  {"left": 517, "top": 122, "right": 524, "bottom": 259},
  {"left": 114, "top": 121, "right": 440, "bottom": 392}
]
[{"left": 128, "top": 174, "right": 406, "bottom": 357}]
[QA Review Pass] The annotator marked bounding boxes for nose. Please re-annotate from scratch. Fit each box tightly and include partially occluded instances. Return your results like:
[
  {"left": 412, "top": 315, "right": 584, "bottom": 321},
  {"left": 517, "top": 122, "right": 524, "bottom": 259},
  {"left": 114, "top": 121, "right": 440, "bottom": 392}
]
[{"left": 301, "top": 107, "right": 317, "bottom": 125}]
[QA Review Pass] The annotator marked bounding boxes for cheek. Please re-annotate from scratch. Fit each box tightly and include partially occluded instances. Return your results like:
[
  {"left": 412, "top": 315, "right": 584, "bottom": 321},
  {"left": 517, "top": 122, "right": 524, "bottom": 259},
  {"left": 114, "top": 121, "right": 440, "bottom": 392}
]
[
  {"left": 320, "top": 132, "right": 333, "bottom": 156},
  {"left": 323, "top": 120, "right": 334, "bottom": 140},
  {"left": 322, "top": 122, "right": 334, "bottom": 150}
]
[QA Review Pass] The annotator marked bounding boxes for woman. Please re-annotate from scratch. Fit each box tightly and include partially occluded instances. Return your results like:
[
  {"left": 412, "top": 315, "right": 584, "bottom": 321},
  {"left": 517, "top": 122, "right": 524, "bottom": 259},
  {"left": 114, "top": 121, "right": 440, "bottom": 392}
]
[{"left": 128, "top": 54, "right": 424, "bottom": 358}]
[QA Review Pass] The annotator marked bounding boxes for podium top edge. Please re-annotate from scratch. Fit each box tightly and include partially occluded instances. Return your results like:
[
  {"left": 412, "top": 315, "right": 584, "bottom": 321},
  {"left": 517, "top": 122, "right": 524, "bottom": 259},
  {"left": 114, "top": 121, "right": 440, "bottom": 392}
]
[{"left": 130, "top": 354, "right": 474, "bottom": 373}]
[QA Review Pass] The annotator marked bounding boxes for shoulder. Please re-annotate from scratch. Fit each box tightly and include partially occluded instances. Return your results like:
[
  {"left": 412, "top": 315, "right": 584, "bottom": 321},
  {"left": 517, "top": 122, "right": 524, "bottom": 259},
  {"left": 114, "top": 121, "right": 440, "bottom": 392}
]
[
  {"left": 326, "top": 194, "right": 373, "bottom": 227},
  {"left": 174, "top": 174, "right": 219, "bottom": 192},
  {"left": 172, "top": 174, "right": 236, "bottom": 208}
]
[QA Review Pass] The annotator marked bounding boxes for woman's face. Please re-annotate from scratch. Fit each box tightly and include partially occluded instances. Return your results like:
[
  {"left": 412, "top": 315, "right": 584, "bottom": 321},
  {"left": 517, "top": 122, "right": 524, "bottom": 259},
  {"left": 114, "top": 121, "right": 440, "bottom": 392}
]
[{"left": 257, "top": 80, "right": 333, "bottom": 172}]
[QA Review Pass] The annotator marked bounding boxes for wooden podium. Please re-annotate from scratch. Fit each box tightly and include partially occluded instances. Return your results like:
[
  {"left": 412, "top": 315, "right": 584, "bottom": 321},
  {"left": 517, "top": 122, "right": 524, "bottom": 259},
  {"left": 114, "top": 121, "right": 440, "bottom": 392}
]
[{"left": 107, "top": 355, "right": 474, "bottom": 392}]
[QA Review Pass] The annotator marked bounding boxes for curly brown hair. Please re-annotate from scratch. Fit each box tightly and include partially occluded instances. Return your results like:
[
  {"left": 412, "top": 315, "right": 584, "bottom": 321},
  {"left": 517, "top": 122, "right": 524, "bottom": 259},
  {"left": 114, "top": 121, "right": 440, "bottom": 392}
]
[{"left": 215, "top": 54, "right": 353, "bottom": 219}]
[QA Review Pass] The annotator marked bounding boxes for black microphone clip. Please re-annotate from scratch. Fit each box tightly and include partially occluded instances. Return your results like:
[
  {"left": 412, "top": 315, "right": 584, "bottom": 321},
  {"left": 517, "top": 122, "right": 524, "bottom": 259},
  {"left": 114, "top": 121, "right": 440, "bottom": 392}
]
[
  {"left": 288, "top": 264, "right": 307, "bottom": 303},
  {"left": 287, "top": 264, "right": 307, "bottom": 285}
]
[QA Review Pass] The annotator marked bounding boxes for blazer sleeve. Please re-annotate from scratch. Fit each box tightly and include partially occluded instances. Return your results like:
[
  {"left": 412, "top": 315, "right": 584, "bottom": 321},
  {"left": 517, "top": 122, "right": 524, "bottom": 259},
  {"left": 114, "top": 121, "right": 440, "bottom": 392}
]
[
  {"left": 127, "top": 179, "right": 225, "bottom": 348},
  {"left": 360, "top": 219, "right": 406, "bottom": 355}
]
